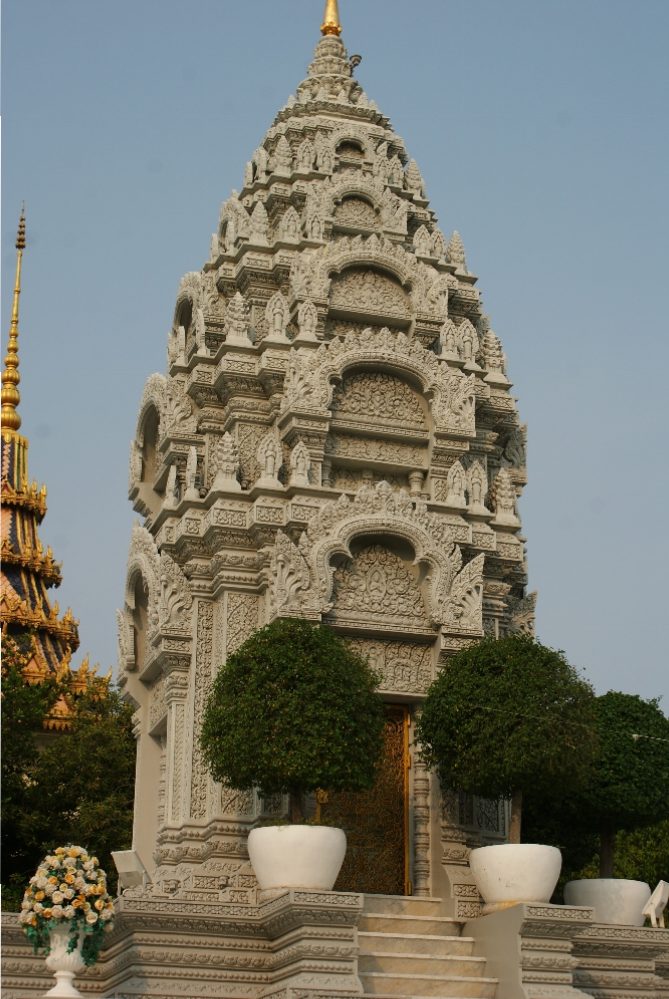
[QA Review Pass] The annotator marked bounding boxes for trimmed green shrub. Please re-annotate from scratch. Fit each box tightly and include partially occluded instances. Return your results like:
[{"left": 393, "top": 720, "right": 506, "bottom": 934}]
[
  {"left": 416, "top": 634, "right": 596, "bottom": 843},
  {"left": 200, "top": 617, "right": 385, "bottom": 822}
]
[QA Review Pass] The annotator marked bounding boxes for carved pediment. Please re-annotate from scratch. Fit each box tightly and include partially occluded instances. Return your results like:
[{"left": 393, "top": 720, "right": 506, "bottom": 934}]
[
  {"left": 262, "top": 481, "right": 485, "bottom": 636},
  {"left": 280, "top": 327, "right": 480, "bottom": 437}
]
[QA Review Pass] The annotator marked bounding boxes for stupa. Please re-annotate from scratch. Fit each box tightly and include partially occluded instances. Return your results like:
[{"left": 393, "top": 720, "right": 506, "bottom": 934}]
[
  {"left": 118, "top": 0, "right": 534, "bottom": 907},
  {"left": 1, "top": 211, "right": 105, "bottom": 730},
  {"left": 5, "top": 6, "right": 667, "bottom": 999}
]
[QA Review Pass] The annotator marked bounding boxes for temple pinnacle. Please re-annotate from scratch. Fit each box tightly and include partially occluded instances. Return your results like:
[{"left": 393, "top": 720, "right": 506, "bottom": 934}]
[
  {"left": 321, "top": 0, "right": 342, "bottom": 36},
  {"left": 1, "top": 208, "right": 26, "bottom": 432}
]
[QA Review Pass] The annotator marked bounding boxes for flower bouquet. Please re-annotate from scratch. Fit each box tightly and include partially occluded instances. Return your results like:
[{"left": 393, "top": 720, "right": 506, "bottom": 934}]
[{"left": 19, "top": 845, "right": 114, "bottom": 967}]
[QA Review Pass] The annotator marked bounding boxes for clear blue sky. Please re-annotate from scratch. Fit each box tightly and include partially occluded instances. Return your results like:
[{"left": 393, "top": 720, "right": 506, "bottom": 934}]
[{"left": 2, "top": 0, "right": 668, "bottom": 700}]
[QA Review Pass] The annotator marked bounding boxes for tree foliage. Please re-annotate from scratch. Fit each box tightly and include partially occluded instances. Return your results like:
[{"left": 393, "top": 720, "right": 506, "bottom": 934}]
[
  {"left": 524, "top": 800, "right": 669, "bottom": 897},
  {"left": 1, "top": 639, "right": 136, "bottom": 910},
  {"left": 577, "top": 692, "right": 669, "bottom": 834},
  {"left": 416, "top": 634, "right": 596, "bottom": 842},
  {"left": 200, "top": 617, "right": 385, "bottom": 822},
  {"left": 2, "top": 638, "right": 60, "bottom": 904},
  {"left": 563, "top": 692, "right": 669, "bottom": 875}
]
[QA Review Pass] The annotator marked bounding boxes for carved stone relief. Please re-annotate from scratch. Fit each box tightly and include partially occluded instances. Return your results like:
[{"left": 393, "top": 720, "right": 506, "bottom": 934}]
[
  {"left": 331, "top": 371, "right": 426, "bottom": 428},
  {"left": 329, "top": 267, "right": 410, "bottom": 319},
  {"left": 226, "top": 592, "right": 260, "bottom": 657},
  {"left": 190, "top": 601, "right": 214, "bottom": 821},
  {"left": 333, "top": 196, "right": 379, "bottom": 230},
  {"left": 345, "top": 637, "right": 434, "bottom": 694},
  {"left": 331, "top": 544, "right": 429, "bottom": 628}
]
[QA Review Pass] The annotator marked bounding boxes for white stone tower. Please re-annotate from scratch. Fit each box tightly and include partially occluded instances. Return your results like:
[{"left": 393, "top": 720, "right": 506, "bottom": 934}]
[{"left": 118, "top": 0, "right": 533, "bottom": 912}]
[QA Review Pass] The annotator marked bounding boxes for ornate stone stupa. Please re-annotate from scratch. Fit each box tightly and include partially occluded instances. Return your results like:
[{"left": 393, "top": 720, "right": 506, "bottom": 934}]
[
  {"left": 119, "top": 0, "right": 533, "bottom": 906},
  {"left": 1, "top": 212, "right": 104, "bottom": 729},
  {"left": 5, "top": 8, "right": 667, "bottom": 999}
]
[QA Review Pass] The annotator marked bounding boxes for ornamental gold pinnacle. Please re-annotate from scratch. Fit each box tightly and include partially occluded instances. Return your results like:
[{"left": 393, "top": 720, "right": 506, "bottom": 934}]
[
  {"left": 321, "top": 0, "right": 342, "bottom": 36},
  {"left": 1, "top": 208, "right": 26, "bottom": 432}
]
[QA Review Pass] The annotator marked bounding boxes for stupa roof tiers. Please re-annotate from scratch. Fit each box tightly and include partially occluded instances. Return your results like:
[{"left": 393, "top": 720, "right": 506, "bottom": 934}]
[{"left": 1, "top": 212, "right": 107, "bottom": 719}]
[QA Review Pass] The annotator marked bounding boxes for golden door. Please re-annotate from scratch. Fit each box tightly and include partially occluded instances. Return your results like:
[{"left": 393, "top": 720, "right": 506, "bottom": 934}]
[{"left": 324, "top": 705, "right": 411, "bottom": 895}]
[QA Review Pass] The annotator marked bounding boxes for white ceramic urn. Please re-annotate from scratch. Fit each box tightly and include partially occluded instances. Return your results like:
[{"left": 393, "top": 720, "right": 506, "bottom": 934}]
[
  {"left": 247, "top": 825, "right": 346, "bottom": 891},
  {"left": 564, "top": 878, "right": 651, "bottom": 925},
  {"left": 469, "top": 843, "right": 562, "bottom": 914}
]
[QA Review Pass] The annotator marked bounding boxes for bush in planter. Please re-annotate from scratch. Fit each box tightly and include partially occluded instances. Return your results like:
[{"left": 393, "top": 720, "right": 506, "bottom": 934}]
[
  {"left": 570, "top": 691, "right": 669, "bottom": 877},
  {"left": 416, "top": 634, "right": 597, "bottom": 843},
  {"left": 200, "top": 617, "right": 385, "bottom": 823}
]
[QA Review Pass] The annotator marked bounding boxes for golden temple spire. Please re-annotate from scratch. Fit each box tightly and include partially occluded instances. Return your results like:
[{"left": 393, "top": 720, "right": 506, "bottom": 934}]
[
  {"left": 2, "top": 208, "right": 26, "bottom": 433},
  {"left": 321, "top": 0, "right": 342, "bottom": 36}
]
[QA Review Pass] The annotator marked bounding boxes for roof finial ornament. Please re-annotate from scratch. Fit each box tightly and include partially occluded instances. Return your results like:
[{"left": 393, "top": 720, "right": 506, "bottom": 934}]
[
  {"left": 2, "top": 207, "right": 26, "bottom": 433},
  {"left": 321, "top": 0, "right": 342, "bottom": 36}
]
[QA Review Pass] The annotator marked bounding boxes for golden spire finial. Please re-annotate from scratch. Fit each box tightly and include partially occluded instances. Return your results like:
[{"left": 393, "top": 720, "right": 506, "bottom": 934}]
[
  {"left": 321, "top": 0, "right": 342, "bottom": 36},
  {"left": 2, "top": 207, "right": 26, "bottom": 432}
]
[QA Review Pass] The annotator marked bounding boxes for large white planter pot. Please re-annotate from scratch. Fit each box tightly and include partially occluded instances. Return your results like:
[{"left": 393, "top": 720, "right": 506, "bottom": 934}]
[
  {"left": 44, "top": 923, "right": 85, "bottom": 997},
  {"left": 248, "top": 825, "right": 347, "bottom": 891},
  {"left": 469, "top": 844, "right": 562, "bottom": 914},
  {"left": 564, "top": 878, "right": 651, "bottom": 926}
]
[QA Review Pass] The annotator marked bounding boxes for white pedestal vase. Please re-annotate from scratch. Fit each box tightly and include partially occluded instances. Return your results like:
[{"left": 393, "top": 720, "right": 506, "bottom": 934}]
[
  {"left": 44, "top": 923, "right": 85, "bottom": 997},
  {"left": 248, "top": 825, "right": 346, "bottom": 891},
  {"left": 469, "top": 843, "right": 562, "bottom": 914},
  {"left": 564, "top": 878, "right": 651, "bottom": 925}
]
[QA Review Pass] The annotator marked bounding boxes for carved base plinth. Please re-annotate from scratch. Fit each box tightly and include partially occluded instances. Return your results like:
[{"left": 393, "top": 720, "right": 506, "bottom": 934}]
[
  {"left": 2, "top": 890, "right": 365, "bottom": 999},
  {"left": 464, "top": 904, "right": 669, "bottom": 999},
  {"left": 572, "top": 922, "right": 669, "bottom": 998}
]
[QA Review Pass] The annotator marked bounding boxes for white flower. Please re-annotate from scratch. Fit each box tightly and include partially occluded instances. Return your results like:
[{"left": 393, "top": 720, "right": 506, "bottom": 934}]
[
  {"left": 35, "top": 876, "right": 48, "bottom": 889},
  {"left": 100, "top": 909, "right": 113, "bottom": 922},
  {"left": 64, "top": 888, "right": 74, "bottom": 900},
  {"left": 51, "top": 905, "right": 64, "bottom": 918},
  {"left": 63, "top": 906, "right": 75, "bottom": 919},
  {"left": 43, "top": 884, "right": 55, "bottom": 897},
  {"left": 85, "top": 912, "right": 98, "bottom": 924},
  {"left": 64, "top": 857, "right": 77, "bottom": 868},
  {"left": 51, "top": 891, "right": 64, "bottom": 904},
  {"left": 33, "top": 903, "right": 43, "bottom": 913}
]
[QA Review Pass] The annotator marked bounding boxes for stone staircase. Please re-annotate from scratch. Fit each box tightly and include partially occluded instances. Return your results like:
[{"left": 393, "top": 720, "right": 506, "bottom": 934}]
[{"left": 358, "top": 896, "right": 497, "bottom": 999}]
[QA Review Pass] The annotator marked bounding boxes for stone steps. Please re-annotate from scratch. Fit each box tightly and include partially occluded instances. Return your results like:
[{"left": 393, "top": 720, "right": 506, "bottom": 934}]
[
  {"left": 358, "top": 895, "right": 497, "bottom": 999},
  {"left": 359, "top": 952, "right": 488, "bottom": 977},
  {"left": 360, "top": 913, "right": 465, "bottom": 937},
  {"left": 359, "top": 973, "right": 497, "bottom": 998},
  {"left": 358, "top": 932, "right": 474, "bottom": 957}
]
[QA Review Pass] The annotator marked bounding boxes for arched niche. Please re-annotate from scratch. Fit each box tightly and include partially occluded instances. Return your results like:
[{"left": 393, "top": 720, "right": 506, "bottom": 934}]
[
  {"left": 137, "top": 405, "right": 163, "bottom": 516},
  {"left": 327, "top": 534, "right": 436, "bottom": 699},
  {"left": 175, "top": 298, "right": 193, "bottom": 349},
  {"left": 130, "top": 572, "right": 150, "bottom": 673},
  {"left": 335, "top": 138, "right": 366, "bottom": 168},
  {"left": 329, "top": 265, "right": 410, "bottom": 326}
]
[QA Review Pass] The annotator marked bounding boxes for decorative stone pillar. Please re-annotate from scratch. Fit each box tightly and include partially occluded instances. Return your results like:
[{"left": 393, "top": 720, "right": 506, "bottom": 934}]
[{"left": 164, "top": 665, "right": 190, "bottom": 826}]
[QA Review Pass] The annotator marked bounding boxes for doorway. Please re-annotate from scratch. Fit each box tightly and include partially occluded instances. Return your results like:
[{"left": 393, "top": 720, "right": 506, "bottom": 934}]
[{"left": 324, "top": 705, "right": 411, "bottom": 895}]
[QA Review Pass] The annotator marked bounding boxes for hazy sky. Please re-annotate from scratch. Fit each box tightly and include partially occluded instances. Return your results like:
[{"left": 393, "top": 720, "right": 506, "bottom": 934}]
[{"left": 2, "top": 0, "right": 668, "bottom": 701}]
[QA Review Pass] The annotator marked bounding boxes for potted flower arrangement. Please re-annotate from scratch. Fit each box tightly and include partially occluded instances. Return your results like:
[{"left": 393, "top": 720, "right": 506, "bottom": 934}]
[
  {"left": 416, "top": 634, "right": 596, "bottom": 913},
  {"left": 200, "top": 616, "right": 385, "bottom": 891},
  {"left": 18, "top": 844, "right": 114, "bottom": 997},
  {"left": 564, "top": 691, "right": 669, "bottom": 925}
]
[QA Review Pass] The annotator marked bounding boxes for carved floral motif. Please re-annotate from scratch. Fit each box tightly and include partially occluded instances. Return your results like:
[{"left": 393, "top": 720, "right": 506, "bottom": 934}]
[{"left": 331, "top": 371, "right": 426, "bottom": 426}]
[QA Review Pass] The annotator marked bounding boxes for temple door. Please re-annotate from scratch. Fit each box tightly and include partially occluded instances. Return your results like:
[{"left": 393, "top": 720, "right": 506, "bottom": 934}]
[{"left": 324, "top": 705, "right": 411, "bottom": 895}]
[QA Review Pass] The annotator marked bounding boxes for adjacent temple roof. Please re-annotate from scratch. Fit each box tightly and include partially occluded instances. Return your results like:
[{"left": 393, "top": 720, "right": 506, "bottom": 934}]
[{"left": 1, "top": 211, "right": 107, "bottom": 727}]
